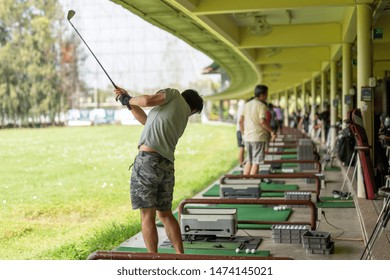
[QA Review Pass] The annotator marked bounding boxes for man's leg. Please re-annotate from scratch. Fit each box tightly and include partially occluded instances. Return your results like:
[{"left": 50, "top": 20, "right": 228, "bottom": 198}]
[
  {"left": 243, "top": 161, "right": 252, "bottom": 175},
  {"left": 140, "top": 208, "right": 158, "bottom": 253},
  {"left": 250, "top": 163, "right": 259, "bottom": 175},
  {"left": 238, "top": 147, "right": 245, "bottom": 167},
  {"left": 157, "top": 210, "right": 184, "bottom": 254},
  {"left": 249, "top": 142, "right": 265, "bottom": 175},
  {"left": 243, "top": 142, "right": 252, "bottom": 175},
  {"left": 237, "top": 131, "right": 245, "bottom": 167}
]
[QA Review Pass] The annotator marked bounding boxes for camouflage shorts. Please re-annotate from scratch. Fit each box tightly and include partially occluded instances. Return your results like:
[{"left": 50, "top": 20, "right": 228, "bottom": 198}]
[{"left": 130, "top": 151, "right": 175, "bottom": 211}]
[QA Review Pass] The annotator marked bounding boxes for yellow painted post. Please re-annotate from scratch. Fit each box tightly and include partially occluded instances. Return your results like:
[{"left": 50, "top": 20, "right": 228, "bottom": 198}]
[
  {"left": 284, "top": 90, "right": 289, "bottom": 127},
  {"left": 302, "top": 81, "right": 307, "bottom": 117},
  {"left": 293, "top": 86, "right": 299, "bottom": 128},
  {"left": 311, "top": 75, "right": 316, "bottom": 131},
  {"left": 330, "top": 60, "right": 337, "bottom": 149},
  {"left": 321, "top": 71, "right": 327, "bottom": 144},
  {"left": 342, "top": 43, "right": 352, "bottom": 127},
  {"left": 356, "top": 4, "right": 373, "bottom": 198}
]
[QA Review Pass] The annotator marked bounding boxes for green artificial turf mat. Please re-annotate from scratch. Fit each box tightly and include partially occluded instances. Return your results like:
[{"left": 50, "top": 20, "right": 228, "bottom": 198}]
[
  {"left": 235, "top": 207, "right": 291, "bottom": 229},
  {"left": 283, "top": 148, "right": 297, "bottom": 152},
  {"left": 281, "top": 154, "right": 297, "bottom": 160},
  {"left": 281, "top": 163, "right": 299, "bottom": 168},
  {"left": 115, "top": 246, "right": 270, "bottom": 257},
  {"left": 317, "top": 196, "right": 354, "bottom": 208},
  {"left": 324, "top": 166, "right": 341, "bottom": 171},
  {"left": 157, "top": 204, "right": 292, "bottom": 229},
  {"left": 320, "top": 196, "right": 353, "bottom": 201},
  {"left": 261, "top": 192, "right": 285, "bottom": 197},
  {"left": 202, "top": 183, "right": 221, "bottom": 196},
  {"left": 260, "top": 183, "right": 298, "bottom": 191}
]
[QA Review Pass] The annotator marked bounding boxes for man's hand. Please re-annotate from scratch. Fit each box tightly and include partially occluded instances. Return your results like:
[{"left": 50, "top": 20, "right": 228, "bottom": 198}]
[
  {"left": 114, "top": 87, "right": 132, "bottom": 110},
  {"left": 118, "top": 94, "right": 131, "bottom": 106}
]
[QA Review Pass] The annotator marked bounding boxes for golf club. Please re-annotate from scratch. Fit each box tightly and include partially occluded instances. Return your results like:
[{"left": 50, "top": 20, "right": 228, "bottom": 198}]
[{"left": 67, "top": 10, "right": 118, "bottom": 89}]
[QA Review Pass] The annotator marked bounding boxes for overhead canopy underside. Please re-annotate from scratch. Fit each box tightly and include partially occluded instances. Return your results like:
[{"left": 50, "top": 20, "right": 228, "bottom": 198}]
[{"left": 111, "top": 0, "right": 390, "bottom": 100}]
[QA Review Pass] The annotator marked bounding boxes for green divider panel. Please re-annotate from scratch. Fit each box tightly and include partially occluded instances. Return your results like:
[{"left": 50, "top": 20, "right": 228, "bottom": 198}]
[{"left": 115, "top": 246, "right": 270, "bottom": 257}]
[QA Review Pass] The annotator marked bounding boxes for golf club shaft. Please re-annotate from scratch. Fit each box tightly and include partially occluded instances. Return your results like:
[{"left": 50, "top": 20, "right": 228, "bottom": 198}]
[{"left": 68, "top": 21, "right": 118, "bottom": 89}]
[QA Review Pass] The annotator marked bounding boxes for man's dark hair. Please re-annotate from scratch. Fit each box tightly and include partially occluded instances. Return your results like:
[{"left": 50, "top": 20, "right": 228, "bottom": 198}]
[
  {"left": 254, "top": 84, "right": 268, "bottom": 97},
  {"left": 182, "top": 89, "right": 203, "bottom": 114}
]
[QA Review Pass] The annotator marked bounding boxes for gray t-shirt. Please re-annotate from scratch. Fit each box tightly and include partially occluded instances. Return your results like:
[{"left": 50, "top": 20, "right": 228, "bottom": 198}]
[{"left": 138, "top": 88, "right": 191, "bottom": 163}]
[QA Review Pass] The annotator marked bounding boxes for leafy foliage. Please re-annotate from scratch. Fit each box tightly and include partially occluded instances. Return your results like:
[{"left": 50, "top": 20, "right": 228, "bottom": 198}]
[{"left": 0, "top": 0, "right": 83, "bottom": 127}]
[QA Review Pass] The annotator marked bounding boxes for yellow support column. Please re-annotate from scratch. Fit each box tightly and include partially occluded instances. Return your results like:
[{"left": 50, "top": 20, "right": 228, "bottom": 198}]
[
  {"left": 356, "top": 4, "right": 373, "bottom": 198},
  {"left": 311, "top": 75, "right": 316, "bottom": 132},
  {"left": 284, "top": 90, "right": 289, "bottom": 127},
  {"left": 321, "top": 70, "right": 327, "bottom": 144},
  {"left": 342, "top": 43, "right": 352, "bottom": 126},
  {"left": 293, "top": 86, "right": 298, "bottom": 114},
  {"left": 330, "top": 60, "right": 337, "bottom": 149},
  {"left": 302, "top": 81, "right": 307, "bottom": 117},
  {"left": 294, "top": 86, "right": 299, "bottom": 129}
]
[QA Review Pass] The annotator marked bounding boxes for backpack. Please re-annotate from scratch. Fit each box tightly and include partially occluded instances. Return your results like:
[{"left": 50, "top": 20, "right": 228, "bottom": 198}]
[
  {"left": 337, "top": 127, "right": 356, "bottom": 166},
  {"left": 269, "top": 111, "right": 277, "bottom": 129}
]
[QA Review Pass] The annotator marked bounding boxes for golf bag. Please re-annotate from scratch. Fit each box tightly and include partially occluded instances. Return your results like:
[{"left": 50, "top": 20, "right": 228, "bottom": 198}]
[
  {"left": 347, "top": 108, "right": 376, "bottom": 199},
  {"left": 336, "top": 127, "right": 356, "bottom": 166}
]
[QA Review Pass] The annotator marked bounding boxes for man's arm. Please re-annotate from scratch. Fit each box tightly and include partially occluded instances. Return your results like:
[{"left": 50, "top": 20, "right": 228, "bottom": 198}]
[
  {"left": 114, "top": 87, "right": 166, "bottom": 125},
  {"left": 129, "top": 105, "right": 147, "bottom": 125},
  {"left": 260, "top": 118, "right": 274, "bottom": 133},
  {"left": 260, "top": 118, "right": 277, "bottom": 140},
  {"left": 129, "top": 93, "right": 166, "bottom": 108},
  {"left": 239, "top": 115, "right": 245, "bottom": 134},
  {"left": 129, "top": 94, "right": 166, "bottom": 125}
]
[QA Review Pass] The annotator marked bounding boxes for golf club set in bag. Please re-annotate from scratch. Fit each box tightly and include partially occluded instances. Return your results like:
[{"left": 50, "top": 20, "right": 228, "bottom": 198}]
[{"left": 67, "top": 10, "right": 132, "bottom": 110}]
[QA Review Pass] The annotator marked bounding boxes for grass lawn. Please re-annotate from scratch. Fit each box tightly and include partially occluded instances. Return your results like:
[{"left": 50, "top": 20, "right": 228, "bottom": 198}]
[{"left": 0, "top": 123, "right": 237, "bottom": 259}]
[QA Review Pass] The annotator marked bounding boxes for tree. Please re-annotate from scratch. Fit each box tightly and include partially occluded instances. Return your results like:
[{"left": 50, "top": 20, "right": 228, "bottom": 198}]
[{"left": 0, "top": 0, "right": 84, "bottom": 127}]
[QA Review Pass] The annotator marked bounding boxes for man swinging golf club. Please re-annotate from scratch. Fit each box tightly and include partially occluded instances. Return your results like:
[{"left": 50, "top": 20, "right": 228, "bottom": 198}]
[
  {"left": 67, "top": 9, "right": 203, "bottom": 253},
  {"left": 115, "top": 86, "right": 203, "bottom": 254}
]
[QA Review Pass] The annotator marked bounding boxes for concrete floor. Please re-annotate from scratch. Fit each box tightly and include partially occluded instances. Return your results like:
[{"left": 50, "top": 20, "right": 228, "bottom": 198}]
[{"left": 118, "top": 159, "right": 390, "bottom": 260}]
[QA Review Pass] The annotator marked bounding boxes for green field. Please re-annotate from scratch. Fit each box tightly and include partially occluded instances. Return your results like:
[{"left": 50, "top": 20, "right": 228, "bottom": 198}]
[{"left": 0, "top": 123, "right": 237, "bottom": 259}]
